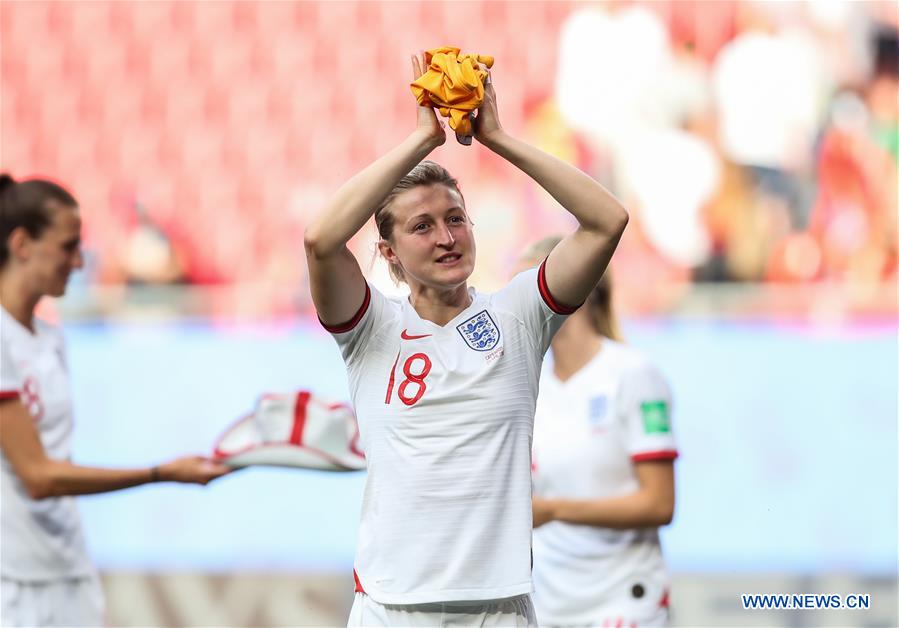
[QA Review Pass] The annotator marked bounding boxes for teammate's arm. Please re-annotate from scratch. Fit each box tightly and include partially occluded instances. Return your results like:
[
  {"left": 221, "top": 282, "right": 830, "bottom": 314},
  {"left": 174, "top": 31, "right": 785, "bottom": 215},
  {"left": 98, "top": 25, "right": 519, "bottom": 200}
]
[
  {"left": 304, "top": 55, "right": 446, "bottom": 326},
  {"left": 0, "top": 399, "right": 230, "bottom": 500},
  {"left": 532, "top": 461, "right": 675, "bottom": 529},
  {"left": 474, "top": 81, "right": 628, "bottom": 308}
]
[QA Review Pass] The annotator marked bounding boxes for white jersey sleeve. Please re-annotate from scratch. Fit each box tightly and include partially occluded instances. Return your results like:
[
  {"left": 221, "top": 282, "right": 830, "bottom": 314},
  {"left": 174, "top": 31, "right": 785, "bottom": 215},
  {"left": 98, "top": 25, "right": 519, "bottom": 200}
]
[
  {"left": 619, "top": 359, "right": 678, "bottom": 462},
  {"left": 1, "top": 335, "right": 23, "bottom": 399},
  {"left": 494, "top": 261, "right": 580, "bottom": 355},
  {"left": 319, "top": 282, "right": 395, "bottom": 364}
]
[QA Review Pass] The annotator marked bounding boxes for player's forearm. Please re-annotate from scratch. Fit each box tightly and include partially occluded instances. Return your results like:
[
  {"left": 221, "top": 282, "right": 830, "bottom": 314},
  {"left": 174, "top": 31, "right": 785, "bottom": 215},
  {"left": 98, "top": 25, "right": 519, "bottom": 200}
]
[
  {"left": 540, "top": 492, "right": 674, "bottom": 529},
  {"left": 304, "top": 131, "right": 442, "bottom": 258},
  {"left": 481, "top": 131, "right": 628, "bottom": 238},
  {"left": 26, "top": 460, "right": 157, "bottom": 499}
]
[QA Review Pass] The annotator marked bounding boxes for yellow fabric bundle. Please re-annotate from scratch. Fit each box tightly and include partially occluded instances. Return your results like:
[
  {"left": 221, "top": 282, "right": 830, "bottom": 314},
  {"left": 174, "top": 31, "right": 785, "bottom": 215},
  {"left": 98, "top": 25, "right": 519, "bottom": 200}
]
[{"left": 410, "top": 46, "right": 494, "bottom": 138}]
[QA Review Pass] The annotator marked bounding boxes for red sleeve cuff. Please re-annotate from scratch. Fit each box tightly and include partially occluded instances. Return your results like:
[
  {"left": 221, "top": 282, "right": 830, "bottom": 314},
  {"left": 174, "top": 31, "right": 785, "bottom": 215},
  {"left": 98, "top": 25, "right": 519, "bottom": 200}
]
[
  {"left": 318, "top": 283, "right": 371, "bottom": 333},
  {"left": 537, "top": 259, "right": 581, "bottom": 315},
  {"left": 631, "top": 450, "right": 679, "bottom": 462},
  {"left": 0, "top": 390, "right": 21, "bottom": 401}
]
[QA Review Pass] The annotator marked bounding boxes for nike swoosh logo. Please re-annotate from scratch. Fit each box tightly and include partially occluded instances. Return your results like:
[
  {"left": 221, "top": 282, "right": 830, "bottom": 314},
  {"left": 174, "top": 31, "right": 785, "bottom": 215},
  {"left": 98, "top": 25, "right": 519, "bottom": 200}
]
[{"left": 401, "top": 330, "right": 432, "bottom": 340}]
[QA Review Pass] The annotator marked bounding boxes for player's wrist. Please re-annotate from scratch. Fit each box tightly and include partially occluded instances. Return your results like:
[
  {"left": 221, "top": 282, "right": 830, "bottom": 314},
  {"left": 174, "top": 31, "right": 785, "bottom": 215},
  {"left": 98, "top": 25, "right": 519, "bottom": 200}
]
[
  {"left": 409, "top": 129, "right": 444, "bottom": 152},
  {"left": 543, "top": 498, "right": 561, "bottom": 523},
  {"left": 149, "top": 465, "right": 163, "bottom": 483},
  {"left": 478, "top": 128, "right": 513, "bottom": 156},
  {"left": 475, "top": 125, "right": 506, "bottom": 148}
]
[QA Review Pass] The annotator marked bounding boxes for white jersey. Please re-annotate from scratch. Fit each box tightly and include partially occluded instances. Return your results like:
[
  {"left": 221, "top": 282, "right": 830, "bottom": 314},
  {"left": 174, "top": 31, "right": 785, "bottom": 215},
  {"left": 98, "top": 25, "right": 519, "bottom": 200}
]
[
  {"left": 323, "top": 265, "right": 573, "bottom": 605},
  {"left": 0, "top": 307, "right": 94, "bottom": 581},
  {"left": 532, "top": 340, "right": 677, "bottom": 626}
]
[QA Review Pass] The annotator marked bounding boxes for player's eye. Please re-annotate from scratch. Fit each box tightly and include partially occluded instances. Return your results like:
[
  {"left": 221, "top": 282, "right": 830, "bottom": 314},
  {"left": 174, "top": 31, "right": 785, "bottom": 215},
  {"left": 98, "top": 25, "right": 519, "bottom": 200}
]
[
  {"left": 414, "top": 223, "right": 430, "bottom": 232},
  {"left": 448, "top": 215, "right": 465, "bottom": 224}
]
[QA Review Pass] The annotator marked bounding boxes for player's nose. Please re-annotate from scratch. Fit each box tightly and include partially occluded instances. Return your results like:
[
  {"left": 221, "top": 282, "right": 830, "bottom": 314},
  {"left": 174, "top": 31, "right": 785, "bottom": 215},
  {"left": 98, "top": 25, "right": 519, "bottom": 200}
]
[
  {"left": 73, "top": 249, "right": 85, "bottom": 269},
  {"left": 435, "top": 223, "right": 455, "bottom": 248}
]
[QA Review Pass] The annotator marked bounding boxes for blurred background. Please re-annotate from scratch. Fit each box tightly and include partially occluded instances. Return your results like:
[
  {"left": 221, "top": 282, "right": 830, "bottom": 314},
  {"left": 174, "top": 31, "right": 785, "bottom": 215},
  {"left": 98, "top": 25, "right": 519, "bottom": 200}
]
[{"left": 2, "top": 0, "right": 896, "bottom": 626}]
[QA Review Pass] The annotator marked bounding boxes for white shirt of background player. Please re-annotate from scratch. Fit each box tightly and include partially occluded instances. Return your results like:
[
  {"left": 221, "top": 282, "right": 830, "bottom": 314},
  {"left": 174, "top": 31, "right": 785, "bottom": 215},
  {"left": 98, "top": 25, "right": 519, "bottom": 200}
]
[
  {"left": 0, "top": 176, "right": 230, "bottom": 621},
  {"left": 521, "top": 240, "right": 677, "bottom": 628}
]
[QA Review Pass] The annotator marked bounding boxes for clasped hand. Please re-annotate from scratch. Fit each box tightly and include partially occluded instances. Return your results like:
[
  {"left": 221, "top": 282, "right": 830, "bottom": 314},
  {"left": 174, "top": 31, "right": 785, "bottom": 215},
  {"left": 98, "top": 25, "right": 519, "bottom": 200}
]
[{"left": 411, "top": 52, "right": 504, "bottom": 148}]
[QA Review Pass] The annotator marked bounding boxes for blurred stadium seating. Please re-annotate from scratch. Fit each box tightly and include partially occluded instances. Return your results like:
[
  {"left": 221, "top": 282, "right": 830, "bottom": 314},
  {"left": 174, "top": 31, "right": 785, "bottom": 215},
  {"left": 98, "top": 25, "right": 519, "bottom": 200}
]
[{"left": 3, "top": 0, "right": 895, "bottom": 321}]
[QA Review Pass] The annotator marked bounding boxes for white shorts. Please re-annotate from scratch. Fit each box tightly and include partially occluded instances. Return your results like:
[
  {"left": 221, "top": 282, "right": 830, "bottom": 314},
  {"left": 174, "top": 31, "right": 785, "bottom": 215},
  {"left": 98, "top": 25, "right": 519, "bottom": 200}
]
[
  {"left": 535, "top": 570, "right": 671, "bottom": 628},
  {"left": 540, "top": 597, "right": 669, "bottom": 628},
  {"left": 1, "top": 575, "right": 105, "bottom": 627},
  {"left": 540, "top": 608, "right": 668, "bottom": 628},
  {"left": 347, "top": 592, "right": 537, "bottom": 627},
  {"left": 598, "top": 604, "right": 668, "bottom": 628}
]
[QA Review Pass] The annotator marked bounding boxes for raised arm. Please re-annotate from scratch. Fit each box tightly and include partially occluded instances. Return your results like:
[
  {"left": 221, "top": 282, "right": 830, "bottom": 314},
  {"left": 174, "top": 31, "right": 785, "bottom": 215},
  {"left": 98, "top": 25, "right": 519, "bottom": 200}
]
[
  {"left": 474, "top": 80, "right": 628, "bottom": 308},
  {"left": 304, "top": 55, "right": 446, "bottom": 326},
  {"left": 0, "top": 399, "right": 230, "bottom": 499}
]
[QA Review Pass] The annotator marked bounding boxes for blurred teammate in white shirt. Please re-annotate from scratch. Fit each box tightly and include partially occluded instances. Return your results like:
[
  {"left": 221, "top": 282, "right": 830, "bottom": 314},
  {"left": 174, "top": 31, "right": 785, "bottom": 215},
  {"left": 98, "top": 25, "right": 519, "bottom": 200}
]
[
  {"left": 0, "top": 175, "right": 231, "bottom": 627},
  {"left": 304, "top": 54, "right": 628, "bottom": 627},
  {"left": 522, "top": 236, "right": 677, "bottom": 628}
]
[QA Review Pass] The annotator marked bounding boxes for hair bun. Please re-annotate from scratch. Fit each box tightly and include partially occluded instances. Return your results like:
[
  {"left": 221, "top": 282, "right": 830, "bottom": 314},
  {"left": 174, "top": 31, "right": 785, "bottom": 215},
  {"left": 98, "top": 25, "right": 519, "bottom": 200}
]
[{"left": 0, "top": 174, "right": 15, "bottom": 193}]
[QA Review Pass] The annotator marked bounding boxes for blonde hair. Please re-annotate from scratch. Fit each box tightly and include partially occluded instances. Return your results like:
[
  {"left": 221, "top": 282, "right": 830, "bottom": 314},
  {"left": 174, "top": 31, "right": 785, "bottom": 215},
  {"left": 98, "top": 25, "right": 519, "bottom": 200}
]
[
  {"left": 522, "top": 235, "right": 622, "bottom": 341},
  {"left": 374, "top": 161, "right": 463, "bottom": 284}
]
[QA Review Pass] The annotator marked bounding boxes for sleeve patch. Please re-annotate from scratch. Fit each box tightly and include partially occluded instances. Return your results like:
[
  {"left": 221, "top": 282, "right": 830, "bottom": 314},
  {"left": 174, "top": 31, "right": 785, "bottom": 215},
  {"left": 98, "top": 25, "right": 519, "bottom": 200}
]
[{"left": 641, "top": 400, "right": 671, "bottom": 434}]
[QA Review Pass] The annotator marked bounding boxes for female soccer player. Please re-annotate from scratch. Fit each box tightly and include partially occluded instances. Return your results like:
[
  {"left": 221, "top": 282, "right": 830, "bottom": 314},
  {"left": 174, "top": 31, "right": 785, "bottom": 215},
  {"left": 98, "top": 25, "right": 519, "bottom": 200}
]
[
  {"left": 523, "top": 236, "right": 678, "bottom": 628},
  {"left": 304, "top": 54, "right": 629, "bottom": 626},
  {"left": 0, "top": 175, "right": 231, "bottom": 627}
]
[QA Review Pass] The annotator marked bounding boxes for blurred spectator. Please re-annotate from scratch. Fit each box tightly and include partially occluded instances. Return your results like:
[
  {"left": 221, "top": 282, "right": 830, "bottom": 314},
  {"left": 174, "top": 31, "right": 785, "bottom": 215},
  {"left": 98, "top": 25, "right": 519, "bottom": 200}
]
[
  {"left": 122, "top": 202, "right": 186, "bottom": 285},
  {"left": 698, "top": 162, "right": 780, "bottom": 282},
  {"left": 555, "top": 3, "right": 672, "bottom": 146},
  {"left": 618, "top": 128, "right": 718, "bottom": 269},
  {"left": 787, "top": 24, "right": 898, "bottom": 285},
  {"left": 711, "top": 2, "right": 827, "bottom": 230},
  {"left": 869, "top": 25, "right": 899, "bottom": 160}
]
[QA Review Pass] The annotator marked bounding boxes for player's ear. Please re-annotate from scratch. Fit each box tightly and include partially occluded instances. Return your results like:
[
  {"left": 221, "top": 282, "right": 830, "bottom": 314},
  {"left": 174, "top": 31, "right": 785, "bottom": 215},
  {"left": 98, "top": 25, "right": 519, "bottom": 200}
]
[
  {"left": 377, "top": 239, "right": 397, "bottom": 264},
  {"left": 6, "top": 227, "right": 34, "bottom": 263}
]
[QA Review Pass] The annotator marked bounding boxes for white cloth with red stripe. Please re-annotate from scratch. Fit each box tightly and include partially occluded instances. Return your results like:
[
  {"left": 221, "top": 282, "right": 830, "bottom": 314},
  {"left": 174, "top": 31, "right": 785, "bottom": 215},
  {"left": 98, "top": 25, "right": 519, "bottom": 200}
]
[
  {"left": 0, "top": 307, "right": 95, "bottom": 582},
  {"left": 213, "top": 391, "right": 365, "bottom": 471},
  {"left": 323, "top": 264, "right": 574, "bottom": 605},
  {"left": 531, "top": 339, "right": 677, "bottom": 626}
]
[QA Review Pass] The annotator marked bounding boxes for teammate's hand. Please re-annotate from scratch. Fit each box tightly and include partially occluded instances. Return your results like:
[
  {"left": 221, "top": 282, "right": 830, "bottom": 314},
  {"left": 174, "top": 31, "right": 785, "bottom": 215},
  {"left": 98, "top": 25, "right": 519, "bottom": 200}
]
[
  {"left": 473, "top": 75, "right": 504, "bottom": 147},
  {"left": 158, "top": 456, "right": 232, "bottom": 485},
  {"left": 532, "top": 497, "right": 554, "bottom": 528},
  {"left": 412, "top": 53, "right": 446, "bottom": 149}
]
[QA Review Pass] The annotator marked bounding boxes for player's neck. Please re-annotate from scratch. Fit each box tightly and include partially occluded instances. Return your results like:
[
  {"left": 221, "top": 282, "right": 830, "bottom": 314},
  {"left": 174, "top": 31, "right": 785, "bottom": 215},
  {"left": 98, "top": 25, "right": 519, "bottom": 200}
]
[
  {"left": 551, "top": 313, "right": 603, "bottom": 382},
  {"left": 0, "top": 272, "right": 39, "bottom": 332},
  {"left": 407, "top": 282, "right": 472, "bottom": 327}
]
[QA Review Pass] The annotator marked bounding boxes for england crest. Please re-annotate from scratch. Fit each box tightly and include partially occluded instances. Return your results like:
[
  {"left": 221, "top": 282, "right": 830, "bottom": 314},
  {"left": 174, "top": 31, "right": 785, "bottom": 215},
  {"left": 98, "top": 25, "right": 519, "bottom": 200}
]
[
  {"left": 456, "top": 310, "right": 500, "bottom": 351},
  {"left": 588, "top": 395, "right": 608, "bottom": 426}
]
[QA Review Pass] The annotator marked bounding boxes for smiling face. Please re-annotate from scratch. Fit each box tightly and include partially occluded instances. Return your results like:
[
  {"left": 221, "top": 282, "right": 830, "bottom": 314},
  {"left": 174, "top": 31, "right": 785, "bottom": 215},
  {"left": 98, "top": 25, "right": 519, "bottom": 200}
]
[
  {"left": 377, "top": 184, "right": 476, "bottom": 291},
  {"left": 8, "top": 202, "right": 84, "bottom": 298}
]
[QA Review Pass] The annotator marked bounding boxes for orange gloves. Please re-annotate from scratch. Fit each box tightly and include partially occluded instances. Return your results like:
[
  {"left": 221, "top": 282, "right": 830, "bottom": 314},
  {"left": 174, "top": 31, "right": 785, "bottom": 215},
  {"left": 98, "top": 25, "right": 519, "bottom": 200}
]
[{"left": 410, "top": 47, "right": 494, "bottom": 139}]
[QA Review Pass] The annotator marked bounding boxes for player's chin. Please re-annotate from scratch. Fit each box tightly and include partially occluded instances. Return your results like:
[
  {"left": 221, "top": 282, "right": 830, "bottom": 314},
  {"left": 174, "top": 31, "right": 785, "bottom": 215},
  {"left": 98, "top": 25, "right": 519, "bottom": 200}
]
[
  {"left": 47, "top": 276, "right": 71, "bottom": 297},
  {"left": 432, "top": 260, "right": 473, "bottom": 283}
]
